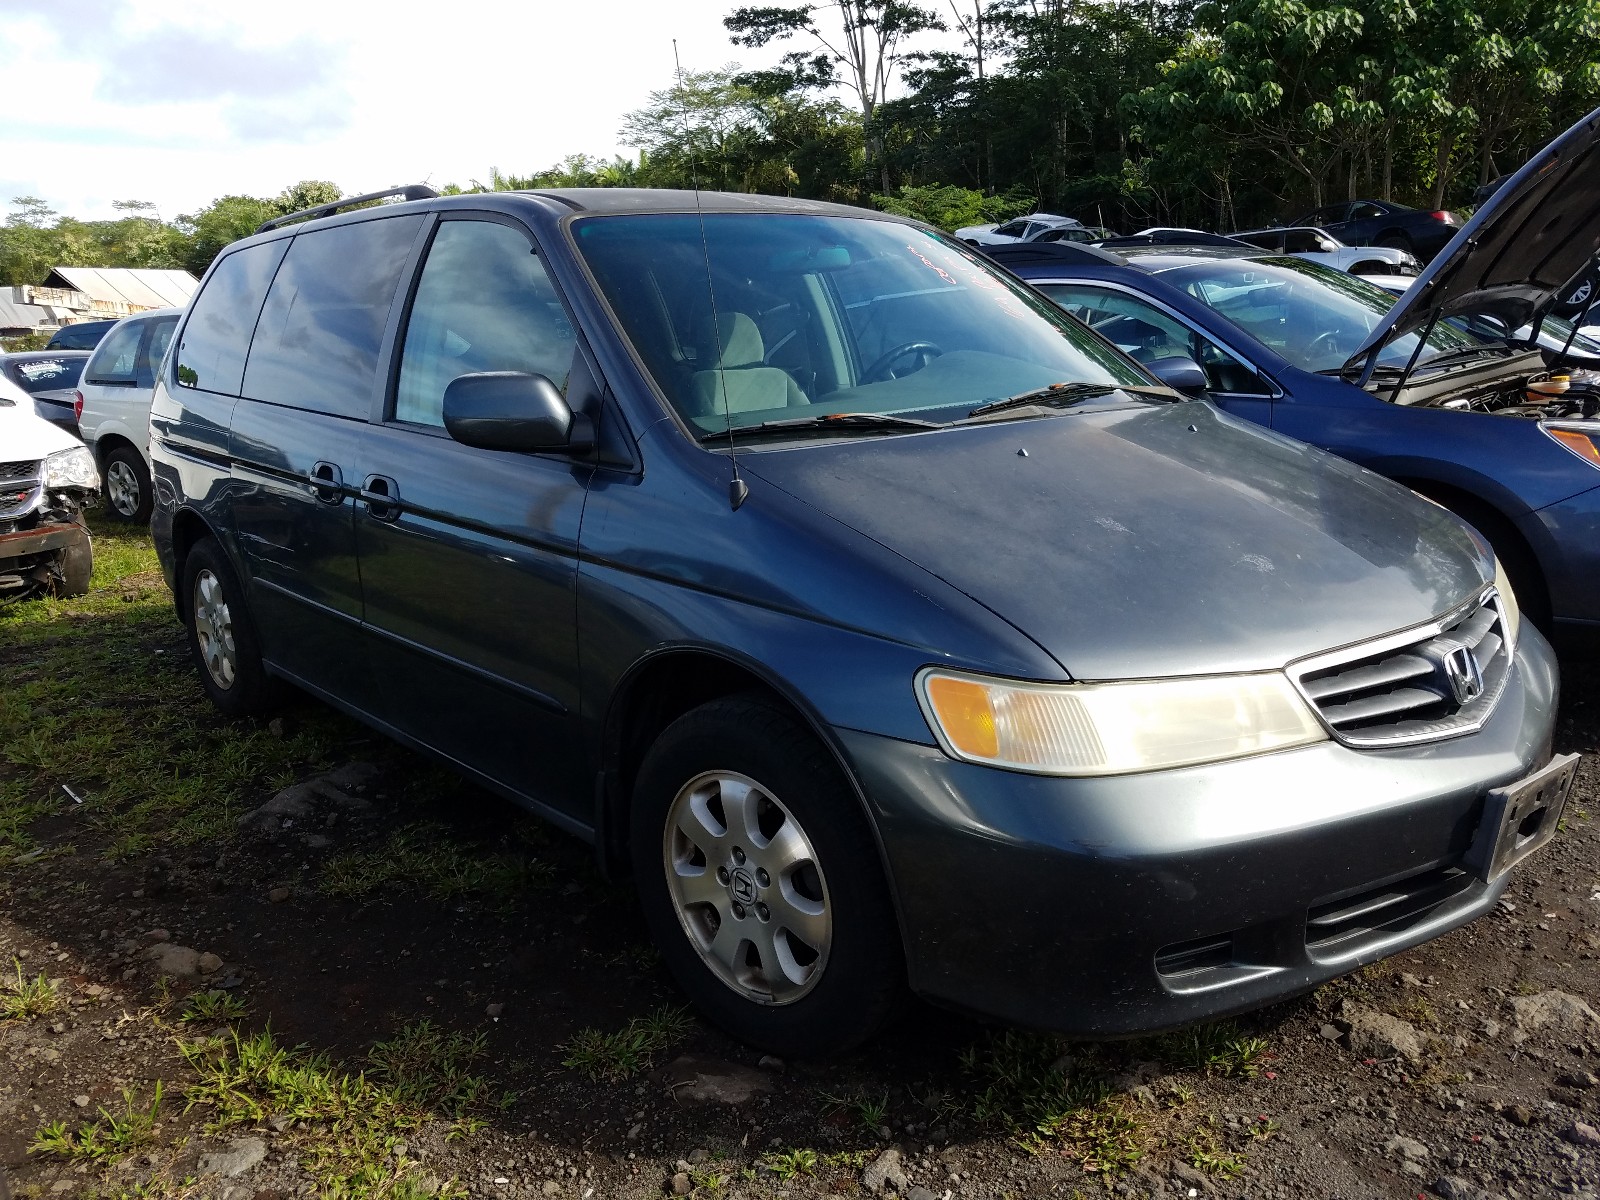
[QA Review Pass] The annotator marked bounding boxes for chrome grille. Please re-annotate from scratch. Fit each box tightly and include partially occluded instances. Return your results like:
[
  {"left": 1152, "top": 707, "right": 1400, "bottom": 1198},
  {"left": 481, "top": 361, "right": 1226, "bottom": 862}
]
[
  {"left": 0, "top": 459, "right": 40, "bottom": 521},
  {"left": 1289, "top": 589, "right": 1511, "bottom": 747}
]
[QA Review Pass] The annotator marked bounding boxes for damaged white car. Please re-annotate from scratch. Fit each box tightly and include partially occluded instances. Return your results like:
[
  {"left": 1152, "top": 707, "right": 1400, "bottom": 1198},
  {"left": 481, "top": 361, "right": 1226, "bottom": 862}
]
[{"left": 0, "top": 374, "right": 98, "bottom": 598}]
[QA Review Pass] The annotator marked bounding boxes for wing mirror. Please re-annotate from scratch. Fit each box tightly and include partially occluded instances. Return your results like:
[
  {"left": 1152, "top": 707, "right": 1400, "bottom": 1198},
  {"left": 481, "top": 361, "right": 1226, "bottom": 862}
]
[
  {"left": 1144, "top": 355, "right": 1209, "bottom": 396},
  {"left": 442, "top": 372, "right": 594, "bottom": 454}
]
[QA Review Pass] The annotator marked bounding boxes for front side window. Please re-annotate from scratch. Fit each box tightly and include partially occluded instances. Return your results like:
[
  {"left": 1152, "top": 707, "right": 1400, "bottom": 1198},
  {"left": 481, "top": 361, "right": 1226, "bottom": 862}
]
[
  {"left": 1165, "top": 256, "right": 1478, "bottom": 374},
  {"left": 1039, "top": 283, "right": 1271, "bottom": 396},
  {"left": 87, "top": 320, "right": 144, "bottom": 384},
  {"left": 242, "top": 215, "right": 424, "bottom": 418},
  {"left": 575, "top": 213, "right": 1150, "bottom": 436},
  {"left": 177, "top": 240, "right": 289, "bottom": 395},
  {"left": 394, "top": 220, "right": 576, "bottom": 427}
]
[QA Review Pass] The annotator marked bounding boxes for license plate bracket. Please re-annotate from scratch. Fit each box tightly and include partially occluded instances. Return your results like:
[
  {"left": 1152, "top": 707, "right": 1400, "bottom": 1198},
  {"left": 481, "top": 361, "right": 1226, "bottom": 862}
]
[{"left": 1466, "top": 753, "right": 1580, "bottom": 882}]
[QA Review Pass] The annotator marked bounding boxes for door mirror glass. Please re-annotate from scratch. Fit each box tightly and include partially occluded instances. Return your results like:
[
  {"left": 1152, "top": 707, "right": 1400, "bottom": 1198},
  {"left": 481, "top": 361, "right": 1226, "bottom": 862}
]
[
  {"left": 442, "top": 372, "right": 594, "bottom": 453},
  {"left": 1144, "top": 355, "right": 1209, "bottom": 395}
]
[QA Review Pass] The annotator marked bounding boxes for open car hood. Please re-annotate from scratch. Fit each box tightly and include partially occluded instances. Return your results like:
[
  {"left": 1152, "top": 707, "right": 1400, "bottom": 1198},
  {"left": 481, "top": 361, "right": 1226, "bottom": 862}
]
[{"left": 1349, "top": 104, "right": 1600, "bottom": 373}]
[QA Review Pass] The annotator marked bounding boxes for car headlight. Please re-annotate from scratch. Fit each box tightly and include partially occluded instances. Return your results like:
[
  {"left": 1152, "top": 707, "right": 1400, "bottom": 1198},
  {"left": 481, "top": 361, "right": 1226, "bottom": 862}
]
[
  {"left": 44, "top": 445, "right": 97, "bottom": 491},
  {"left": 1492, "top": 557, "right": 1521, "bottom": 652},
  {"left": 916, "top": 668, "right": 1327, "bottom": 776}
]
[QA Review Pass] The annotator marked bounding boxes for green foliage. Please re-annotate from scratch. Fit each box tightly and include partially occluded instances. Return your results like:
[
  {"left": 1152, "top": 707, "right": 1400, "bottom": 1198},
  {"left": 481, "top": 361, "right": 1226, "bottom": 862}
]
[
  {"left": 29, "top": 1083, "right": 164, "bottom": 1162},
  {"left": 560, "top": 1005, "right": 695, "bottom": 1081},
  {"left": 872, "top": 182, "right": 1032, "bottom": 229},
  {"left": 0, "top": 958, "right": 61, "bottom": 1021}
]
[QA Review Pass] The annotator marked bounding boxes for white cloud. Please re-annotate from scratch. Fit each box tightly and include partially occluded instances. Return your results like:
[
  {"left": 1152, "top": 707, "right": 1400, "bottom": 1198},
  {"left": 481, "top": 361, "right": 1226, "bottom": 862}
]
[{"left": 0, "top": 0, "right": 850, "bottom": 220}]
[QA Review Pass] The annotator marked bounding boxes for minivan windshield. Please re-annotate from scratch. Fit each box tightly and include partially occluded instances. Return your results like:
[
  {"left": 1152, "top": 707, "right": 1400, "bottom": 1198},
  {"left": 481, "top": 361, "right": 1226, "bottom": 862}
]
[
  {"left": 1160, "top": 256, "right": 1479, "bottom": 374},
  {"left": 574, "top": 213, "right": 1153, "bottom": 436}
]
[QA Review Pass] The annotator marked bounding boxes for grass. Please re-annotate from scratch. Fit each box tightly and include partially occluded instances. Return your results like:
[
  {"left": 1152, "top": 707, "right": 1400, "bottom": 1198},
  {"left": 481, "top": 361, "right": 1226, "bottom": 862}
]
[
  {"left": 178, "top": 1025, "right": 474, "bottom": 1198},
  {"left": 1145, "top": 1021, "right": 1272, "bottom": 1078},
  {"left": 321, "top": 822, "right": 553, "bottom": 908},
  {"left": 0, "top": 515, "right": 365, "bottom": 867},
  {"left": 29, "top": 1083, "right": 165, "bottom": 1162},
  {"left": 759, "top": 1147, "right": 817, "bottom": 1181},
  {"left": 819, "top": 1088, "right": 892, "bottom": 1133},
  {"left": 560, "top": 1004, "right": 695, "bottom": 1081},
  {"left": 179, "top": 990, "right": 249, "bottom": 1024},
  {"left": 0, "top": 957, "right": 61, "bottom": 1021}
]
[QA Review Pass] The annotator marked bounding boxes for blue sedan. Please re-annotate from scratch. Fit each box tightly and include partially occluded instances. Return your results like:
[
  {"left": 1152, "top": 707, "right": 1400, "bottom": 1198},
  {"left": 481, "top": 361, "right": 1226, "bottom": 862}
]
[{"left": 999, "top": 242, "right": 1600, "bottom": 642}]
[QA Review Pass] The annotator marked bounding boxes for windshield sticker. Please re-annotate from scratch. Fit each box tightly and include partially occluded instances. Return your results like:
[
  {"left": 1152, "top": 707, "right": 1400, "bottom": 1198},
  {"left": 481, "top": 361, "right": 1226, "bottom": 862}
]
[
  {"left": 904, "top": 242, "right": 1031, "bottom": 320},
  {"left": 16, "top": 360, "right": 70, "bottom": 381}
]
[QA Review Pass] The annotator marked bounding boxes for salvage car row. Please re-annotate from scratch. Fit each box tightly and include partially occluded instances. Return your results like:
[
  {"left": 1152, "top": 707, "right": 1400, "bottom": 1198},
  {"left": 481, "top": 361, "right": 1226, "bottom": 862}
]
[{"left": 4, "top": 109, "right": 1597, "bottom": 1059}]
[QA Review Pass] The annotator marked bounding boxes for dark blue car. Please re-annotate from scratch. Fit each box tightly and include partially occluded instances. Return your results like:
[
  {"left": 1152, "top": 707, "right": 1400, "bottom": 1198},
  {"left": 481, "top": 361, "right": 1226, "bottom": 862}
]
[{"left": 998, "top": 117, "right": 1600, "bottom": 644}]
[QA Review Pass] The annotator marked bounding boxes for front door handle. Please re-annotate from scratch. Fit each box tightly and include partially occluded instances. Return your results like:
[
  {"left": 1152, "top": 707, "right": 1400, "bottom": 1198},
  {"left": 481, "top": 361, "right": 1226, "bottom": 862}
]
[
  {"left": 309, "top": 461, "right": 343, "bottom": 505},
  {"left": 360, "top": 474, "right": 401, "bottom": 522}
]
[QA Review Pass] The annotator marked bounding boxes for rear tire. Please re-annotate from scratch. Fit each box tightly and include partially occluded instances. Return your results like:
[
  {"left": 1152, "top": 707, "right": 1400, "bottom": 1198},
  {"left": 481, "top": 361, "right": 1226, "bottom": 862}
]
[
  {"left": 181, "top": 537, "right": 278, "bottom": 717},
  {"left": 631, "top": 694, "right": 902, "bottom": 1057},
  {"left": 1376, "top": 232, "right": 1414, "bottom": 255},
  {"left": 102, "top": 445, "right": 152, "bottom": 524}
]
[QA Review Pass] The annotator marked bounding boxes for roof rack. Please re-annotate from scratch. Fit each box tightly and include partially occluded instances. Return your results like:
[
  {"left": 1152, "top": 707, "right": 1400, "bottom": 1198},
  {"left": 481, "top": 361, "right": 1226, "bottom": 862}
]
[
  {"left": 976, "top": 240, "right": 1124, "bottom": 267},
  {"left": 256, "top": 184, "right": 440, "bottom": 234}
]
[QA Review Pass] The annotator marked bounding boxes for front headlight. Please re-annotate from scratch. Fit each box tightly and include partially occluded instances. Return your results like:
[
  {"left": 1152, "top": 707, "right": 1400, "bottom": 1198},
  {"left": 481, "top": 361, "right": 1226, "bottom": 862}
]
[
  {"left": 916, "top": 668, "right": 1328, "bottom": 776},
  {"left": 1492, "top": 558, "right": 1521, "bottom": 652},
  {"left": 44, "top": 446, "right": 97, "bottom": 491}
]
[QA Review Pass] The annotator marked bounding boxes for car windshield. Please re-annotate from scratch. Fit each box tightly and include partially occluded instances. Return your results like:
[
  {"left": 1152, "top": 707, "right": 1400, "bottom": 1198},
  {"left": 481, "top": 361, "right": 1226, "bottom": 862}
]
[
  {"left": 574, "top": 213, "right": 1152, "bottom": 436},
  {"left": 4, "top": 356, "right": 85, "bottom": 393},
  {"left": 1162, "top": 256, "right": 1478, "bottom": 373}
]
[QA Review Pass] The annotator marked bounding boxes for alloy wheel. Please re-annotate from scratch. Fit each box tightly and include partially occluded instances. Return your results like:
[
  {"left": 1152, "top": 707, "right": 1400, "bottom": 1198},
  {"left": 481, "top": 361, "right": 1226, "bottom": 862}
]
[
  {"left": 662, "top": 770, "right": 832, "bottom": 1005},
  {"left": 106, "top": 459, "right": 141, "bottom": 517},
  {"left": 191, "top": 568, "right": 237, "bottom": 690}
]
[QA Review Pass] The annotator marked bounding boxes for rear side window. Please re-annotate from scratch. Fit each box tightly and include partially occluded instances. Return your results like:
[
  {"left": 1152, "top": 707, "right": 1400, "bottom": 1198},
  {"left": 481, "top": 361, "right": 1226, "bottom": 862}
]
[
  {"left": 86, "top": 321, "right": 144, "bottom": 384},
  {"left": 141, "top": 316, "right": 177, "bottom": 378},
  {"left": 177, "top": 240, "right": 290, "bottom": 394},
  {"left": 243, "top": 216, "right": 425, "bottom": 418}
]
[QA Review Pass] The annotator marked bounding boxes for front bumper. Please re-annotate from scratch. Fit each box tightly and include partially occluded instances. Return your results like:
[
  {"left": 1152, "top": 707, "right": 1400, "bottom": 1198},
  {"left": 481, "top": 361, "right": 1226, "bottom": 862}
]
[{"left": 842, "top": 626, "right": 1560, "bottom": 1036}]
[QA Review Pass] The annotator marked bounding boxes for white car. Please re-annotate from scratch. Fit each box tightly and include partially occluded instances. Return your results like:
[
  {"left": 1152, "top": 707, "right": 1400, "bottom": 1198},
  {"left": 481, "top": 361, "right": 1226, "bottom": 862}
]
[
  {"left": 1233, "top": 226, "right": 1420, "bottom": 276},
  {"left": 0, "top": 372, "right": 98, "bottom": 597},
  {"left": 954, "top": 213, "right": 1086, "bottom": 246},
  {"left": 76, "top": 307, "right": 180, "bottom": 522}
]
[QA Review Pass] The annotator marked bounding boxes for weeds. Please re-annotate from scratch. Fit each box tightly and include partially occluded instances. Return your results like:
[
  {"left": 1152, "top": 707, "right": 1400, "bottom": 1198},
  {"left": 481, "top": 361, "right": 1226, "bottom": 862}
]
[
  {"left": 367, "top": 1019, "right": 493, "bottom": 1118},
  {"left": 29, "top": 1083, "right": 164, "bottom": 1162},
  {"left": 820, "top": 1088, "right": 891, "bottom": 1132},
  {"left": 322, "top": 823, "right": 553, "bottom": 908},
  {"left": 561, "top": 1005, "right": 694, "bottom": 1081},
  {"left": 1187, "top": 1124, "right": 1246, "bottom": 1178},
  {"left": 180, "top": 990, "right": 249, "bottom": 1024},
  {"left": 760, "top": 1147, "right": 818, "bottom": 1181},
  {"left": 1147, "top": 1021, "right": 1271, "bottom": 1077},
  {"left": 0, "top": 957, "right": 60, "bottom": 1022}
]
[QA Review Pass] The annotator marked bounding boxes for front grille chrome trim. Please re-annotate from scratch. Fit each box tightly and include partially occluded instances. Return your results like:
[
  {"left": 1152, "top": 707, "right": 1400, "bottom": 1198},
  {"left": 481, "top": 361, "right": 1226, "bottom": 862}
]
[{"left": 1286, "top": 586, "right": 1512, "bottom": 749}]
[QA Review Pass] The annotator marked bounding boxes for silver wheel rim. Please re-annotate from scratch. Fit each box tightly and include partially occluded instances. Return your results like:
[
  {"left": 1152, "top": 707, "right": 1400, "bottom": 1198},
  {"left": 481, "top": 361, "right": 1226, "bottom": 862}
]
[
  {"left": 107, "top": 460, "right": 140, "bottom": 516},
  {"left": 663, "top": 770, "right": 831, "bottom": 1006},
  {"left": 191, "top": 569, "right": 237, "bottom": 690}
]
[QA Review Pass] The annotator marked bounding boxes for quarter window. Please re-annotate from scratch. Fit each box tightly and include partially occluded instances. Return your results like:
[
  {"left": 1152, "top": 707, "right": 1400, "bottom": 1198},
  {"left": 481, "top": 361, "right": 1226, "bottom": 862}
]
[
  {"left": 176, "top": 240, "right": 289, "bottom": 395},
  {"left": 1039, "top": 283, "right": 1272, "bottom": 396},
  {"left": 393, "top": 220, "right": 576, "bottom": 428},
  {"left": 242, "top": 216, "right": 425, "bottom": 418},
  {"left": 86, "top": 320, "right": 144, "bottom": 384}
]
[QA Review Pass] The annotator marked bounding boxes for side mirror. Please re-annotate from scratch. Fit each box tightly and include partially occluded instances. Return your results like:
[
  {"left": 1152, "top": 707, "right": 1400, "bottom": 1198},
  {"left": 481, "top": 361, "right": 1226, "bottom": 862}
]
[
  {"left": 442, "top": 372, "right": 594, "bottom": 454},
  {"left": 1144, "top": 355, "right": 1209, "bottom": 396}
]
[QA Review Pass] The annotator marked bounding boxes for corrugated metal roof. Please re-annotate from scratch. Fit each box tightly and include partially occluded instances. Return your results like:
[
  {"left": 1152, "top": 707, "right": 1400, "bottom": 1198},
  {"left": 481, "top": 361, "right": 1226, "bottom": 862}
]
[
  {"left": 0, "top": 298, "right": 50, "bottom": 330},
  {"left": 42, "top": 267, "right": 198, "bottom": 309}
]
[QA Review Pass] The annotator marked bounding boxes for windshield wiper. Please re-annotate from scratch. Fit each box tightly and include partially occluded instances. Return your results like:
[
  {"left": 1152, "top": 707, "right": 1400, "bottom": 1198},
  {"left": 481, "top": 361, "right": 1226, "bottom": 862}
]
[
  {"left": 966, "top": 380, "right": 1176, "bottom": 419},
  {"left": 697, "top": 412, "right": 943, "bottom": 443}
]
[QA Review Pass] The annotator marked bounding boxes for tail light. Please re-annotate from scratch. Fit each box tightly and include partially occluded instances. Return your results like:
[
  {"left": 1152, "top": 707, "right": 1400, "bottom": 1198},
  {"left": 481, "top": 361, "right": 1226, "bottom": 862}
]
[
  {"left": 1429, "top": 211, "right": 1457, "bottom": 224},
  {"left": 73, "top": 390, "right": 83, "bottom": 422}
]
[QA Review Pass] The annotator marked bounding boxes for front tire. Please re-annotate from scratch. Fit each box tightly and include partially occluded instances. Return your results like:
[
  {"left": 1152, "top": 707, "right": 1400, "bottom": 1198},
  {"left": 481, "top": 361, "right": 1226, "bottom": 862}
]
[
  {"left": 631, "top": 694, "right": 902, "bottom": 1057},
  {"left": 102, "top": 445, "right": 152, "bottom": 523},
  {"left": 181, "top": 537, "right": 278, "bottom": 717}
]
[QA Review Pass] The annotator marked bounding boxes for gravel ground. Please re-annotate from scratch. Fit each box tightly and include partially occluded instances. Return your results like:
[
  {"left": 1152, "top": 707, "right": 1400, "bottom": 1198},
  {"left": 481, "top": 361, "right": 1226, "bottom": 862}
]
[{"left": 2, "top": 569, "right": 1597, "bottom": 1199}]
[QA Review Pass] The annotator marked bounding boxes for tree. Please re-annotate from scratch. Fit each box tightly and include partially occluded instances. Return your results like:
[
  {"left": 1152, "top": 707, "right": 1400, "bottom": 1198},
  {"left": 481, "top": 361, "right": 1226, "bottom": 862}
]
[
  {"left": 174, "top": 196, "right": 279, "bottom": 275},
  {"left": 275, "top": 180, "right": 343, "bottom": 214},
  {"left": 725, "top": 0, "right": 943, "bottom": 188}
]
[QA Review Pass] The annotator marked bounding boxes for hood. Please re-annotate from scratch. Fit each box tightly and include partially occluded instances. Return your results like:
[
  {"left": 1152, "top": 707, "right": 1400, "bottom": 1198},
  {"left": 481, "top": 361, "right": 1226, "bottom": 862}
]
[
  {"left": 1351, "top": 104, "right": 1600, "bottom": 371},
  {"left": 0, "top": 385, "right": 82, "bottom": 458},
  {"left": 743, "top": 402, "right": 1488, "bottom": 680}
]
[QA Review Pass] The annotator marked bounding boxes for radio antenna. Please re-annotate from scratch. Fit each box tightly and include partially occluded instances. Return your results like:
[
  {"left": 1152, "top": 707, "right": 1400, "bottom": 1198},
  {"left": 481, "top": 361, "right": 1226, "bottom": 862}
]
[{"left": 675, "top": 38, "right": 748, "bottom": 510}]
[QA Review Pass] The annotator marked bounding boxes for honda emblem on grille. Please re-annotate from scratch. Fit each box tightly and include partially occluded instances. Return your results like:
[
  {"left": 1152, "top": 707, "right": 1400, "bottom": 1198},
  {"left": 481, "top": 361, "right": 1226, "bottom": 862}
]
[{"left": 1443, "top": 645, "right": 1484, "bottom": 705}]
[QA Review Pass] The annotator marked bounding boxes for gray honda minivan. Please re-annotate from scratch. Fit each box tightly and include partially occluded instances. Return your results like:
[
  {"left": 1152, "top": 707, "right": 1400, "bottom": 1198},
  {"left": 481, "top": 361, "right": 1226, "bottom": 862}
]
[{"left": 149, "top": 185, "right": 1575, "bottom": 1055}]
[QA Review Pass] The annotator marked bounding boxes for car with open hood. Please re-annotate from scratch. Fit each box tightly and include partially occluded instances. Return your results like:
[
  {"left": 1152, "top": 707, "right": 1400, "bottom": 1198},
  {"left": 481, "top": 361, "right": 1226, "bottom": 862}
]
[
  {"left": 0, "top": 373, "right": 97, "bottom": 597},
  {"left": 147, "top": 182, "right": 1570, "bottom": 1055},
  {"left": 1000, "top": 105, "right": 1600, "bottom": 649}
]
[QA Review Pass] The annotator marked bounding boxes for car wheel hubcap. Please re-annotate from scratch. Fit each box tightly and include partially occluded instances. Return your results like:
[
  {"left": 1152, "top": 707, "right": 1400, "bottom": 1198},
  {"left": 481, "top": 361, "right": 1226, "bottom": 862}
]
[
  {"left": 191, "top": 569, "right": 237, "bottom": 690},
  {"left": 663, "top": 770, "right": 831, "bottom": 1005},
  {"left": 107, "top": 461, "right": 140, "bottom": 515}
]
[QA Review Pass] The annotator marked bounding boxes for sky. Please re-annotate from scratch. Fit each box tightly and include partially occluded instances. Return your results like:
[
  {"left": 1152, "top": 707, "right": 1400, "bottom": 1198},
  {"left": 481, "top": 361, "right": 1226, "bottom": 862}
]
[{"left": 0, "top": 0, "right": 841, "bottom": 222}]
